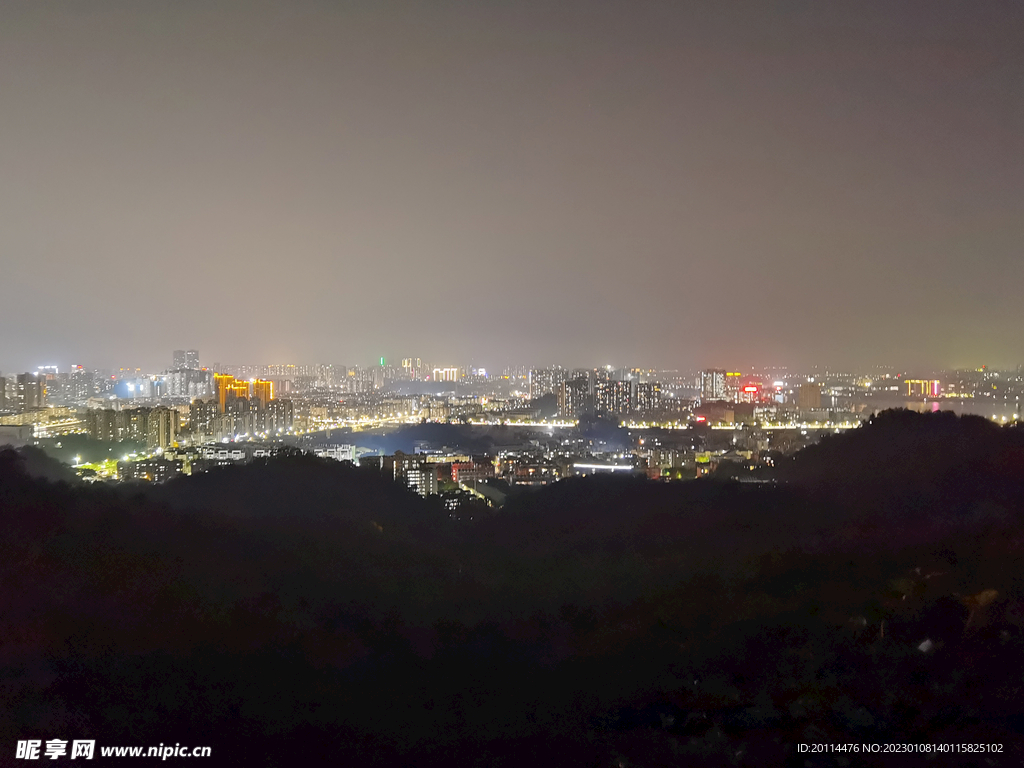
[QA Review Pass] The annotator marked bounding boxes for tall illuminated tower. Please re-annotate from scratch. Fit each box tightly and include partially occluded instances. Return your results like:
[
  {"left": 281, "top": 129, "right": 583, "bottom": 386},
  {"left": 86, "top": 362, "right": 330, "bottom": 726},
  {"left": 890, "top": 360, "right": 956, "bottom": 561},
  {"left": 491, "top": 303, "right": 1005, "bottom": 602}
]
[
  {"left": 214, "top": 373, "right": 235, "bottom": 413},
  {"left": 252, "top": 379, "right": 274, "bottom": 408}
]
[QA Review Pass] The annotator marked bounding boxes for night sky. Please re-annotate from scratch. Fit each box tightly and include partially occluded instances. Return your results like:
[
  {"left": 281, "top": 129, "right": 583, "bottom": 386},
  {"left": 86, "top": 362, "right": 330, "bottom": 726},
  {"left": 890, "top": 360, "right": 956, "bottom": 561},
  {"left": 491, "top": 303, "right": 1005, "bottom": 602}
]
[{"left": 1, "top": 1, "right": 1021, "bottom": 373}]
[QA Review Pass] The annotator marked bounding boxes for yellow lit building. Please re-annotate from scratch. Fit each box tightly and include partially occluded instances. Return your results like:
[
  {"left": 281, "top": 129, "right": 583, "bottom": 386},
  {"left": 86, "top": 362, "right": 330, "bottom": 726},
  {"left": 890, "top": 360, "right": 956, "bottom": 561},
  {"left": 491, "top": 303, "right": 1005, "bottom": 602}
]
[
  {"left": 905, "top": 379, "right": 941, "bottom": 397},
  {"left": 227, "top": 381, "right": 250, "bottom": 402},
  {"left": 214, "top": 373, "right": 235, "bottom": 413},
  {"left": 214, "top": 374, "right": 252, "bottom": 412},
  {"left": 252, "top": 379, "right": 274, "bottom": 408}
]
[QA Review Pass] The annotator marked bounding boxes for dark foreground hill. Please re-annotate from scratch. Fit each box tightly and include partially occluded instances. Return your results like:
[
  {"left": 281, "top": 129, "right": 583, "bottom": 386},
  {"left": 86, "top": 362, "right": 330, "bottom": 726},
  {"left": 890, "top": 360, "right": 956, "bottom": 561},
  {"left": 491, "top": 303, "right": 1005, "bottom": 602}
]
[{"left": 2, "top": 411, "right": 1024, "bottom": 766}]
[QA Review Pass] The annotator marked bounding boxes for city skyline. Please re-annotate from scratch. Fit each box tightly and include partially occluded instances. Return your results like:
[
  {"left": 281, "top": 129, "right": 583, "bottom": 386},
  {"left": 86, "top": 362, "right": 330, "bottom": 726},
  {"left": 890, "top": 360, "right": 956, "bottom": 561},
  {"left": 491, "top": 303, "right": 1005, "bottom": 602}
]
[
  {"left": 1, "top": 349, "right": 1016, "bottom": 380},
  {"left": 5, "top": 344, "right": 1022, "bottom": 488},
  {"left": 2, "top": 1, "right": 1022, "bottom": 372}
]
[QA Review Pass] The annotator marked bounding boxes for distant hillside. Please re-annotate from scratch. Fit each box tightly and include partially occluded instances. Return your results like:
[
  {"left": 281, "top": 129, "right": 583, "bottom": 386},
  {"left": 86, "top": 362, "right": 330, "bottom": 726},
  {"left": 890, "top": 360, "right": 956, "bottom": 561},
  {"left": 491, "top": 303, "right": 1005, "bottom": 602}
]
[
  {"left": 0, "top": 444, "right": 79, "bottom": 484},
  {"left": 780, "top": 409, "right": 1024, "bottom": 527}
]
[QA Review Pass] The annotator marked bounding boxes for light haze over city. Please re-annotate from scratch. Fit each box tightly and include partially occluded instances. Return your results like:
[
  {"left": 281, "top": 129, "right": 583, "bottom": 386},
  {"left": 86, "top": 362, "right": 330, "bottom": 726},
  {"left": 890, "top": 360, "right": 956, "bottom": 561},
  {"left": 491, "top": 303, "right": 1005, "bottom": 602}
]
[{"left": 1, "top": 1, "right": 1021, "bottom": 372}]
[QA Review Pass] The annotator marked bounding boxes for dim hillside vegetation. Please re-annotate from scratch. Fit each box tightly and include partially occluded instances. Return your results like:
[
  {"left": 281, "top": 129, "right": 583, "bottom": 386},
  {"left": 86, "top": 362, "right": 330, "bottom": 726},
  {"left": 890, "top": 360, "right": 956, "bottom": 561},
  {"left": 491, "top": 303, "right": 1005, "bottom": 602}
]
[{"left": 2, "top": 410, "right": 1024, "bottom": 766}]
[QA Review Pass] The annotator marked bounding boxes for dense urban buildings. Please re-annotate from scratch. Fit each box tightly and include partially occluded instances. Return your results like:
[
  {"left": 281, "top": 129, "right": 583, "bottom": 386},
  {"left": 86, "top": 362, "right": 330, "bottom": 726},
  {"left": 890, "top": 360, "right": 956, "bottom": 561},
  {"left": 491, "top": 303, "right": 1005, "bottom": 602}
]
[
  {"left": 5, "top": 349, "right": 1024, "bottom": 496},
  {"left": 172, "top": 349, "right": 200, "bottom": 370}
]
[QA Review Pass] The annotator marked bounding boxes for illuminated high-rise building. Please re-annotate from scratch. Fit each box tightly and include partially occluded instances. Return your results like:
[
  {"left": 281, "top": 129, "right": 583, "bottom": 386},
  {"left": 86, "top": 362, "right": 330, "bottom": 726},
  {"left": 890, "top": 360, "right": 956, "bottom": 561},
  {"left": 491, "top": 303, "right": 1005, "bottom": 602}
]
[
  {"left": 266, "top": 399, "right": 294, "bottom": 432},
  {"left": 15, "top": 373, "right": 45, "bottom": 412},
  {"left": 227, "top": 381, "right": 250, "bottom": 403},
  {"left": 87, "top": 406, "right": 177, "bottom": 450},
  {"left": 147, "top": 407, "right": 179, "bottom": 451},
  {"left": 558, "top": 377, "right": 590, "bottom": 418},
  {"left": 68, "top": 365, "right": 94, "bottom": 403},
  {"left": 214, "top": 373, "right": 235, "bottom": 413},
  {"left": 401, "top": 358, "right": 424, "bottom": 380},
  {"left": 35, "top": 367, "right": 59, "bottom": 403},
  {"left": 251, "top": 379, "right": 274, "bottom": 408},
  {"left": 189, "top": 400, "right": 219, "bottom": 437},
  {"left": 173, "top": 350, "right": 200, "bottom": 370},
  {"left": 124, "top": 408, "right": 149, "bottom": 442},
  {"left": 529, "top": 368, "right": 567, "bottom": 399},
  {"left": 700, "top": 369, "right": 726, "bottom": 401},
  {"left": 344, "top": 366, "right": 374, "bottom": 393},
  {"left": 634, "top": 382, "right": 662, "bottom": 414},
  {"left": 594, "top": 380, "right": 631, "bottom": 417},
  {"left": 905, "top": 379, "right": 941, "bottom": 397},
  {"left": 214, "top": 373, "right": 250, "bottom": 413},
  {"left": 87, "top": 409, "right": 123, "bottom": 442},
  {"left": 166, "top": 368, "right": 213, "bottom": 398},
  {"left": 432, "top": 367, "right": 461, "bottom": 383}
]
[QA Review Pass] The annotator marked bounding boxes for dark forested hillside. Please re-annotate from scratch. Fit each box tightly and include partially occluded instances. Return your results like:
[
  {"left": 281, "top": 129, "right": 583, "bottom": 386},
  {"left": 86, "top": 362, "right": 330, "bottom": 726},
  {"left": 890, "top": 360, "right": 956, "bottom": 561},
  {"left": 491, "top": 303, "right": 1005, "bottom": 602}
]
[{"left": 3, "top": 411, "right": 1024, "bottom": 765}]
